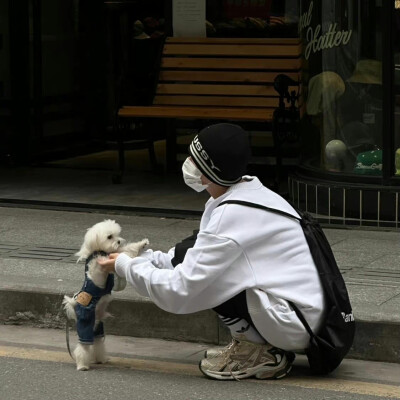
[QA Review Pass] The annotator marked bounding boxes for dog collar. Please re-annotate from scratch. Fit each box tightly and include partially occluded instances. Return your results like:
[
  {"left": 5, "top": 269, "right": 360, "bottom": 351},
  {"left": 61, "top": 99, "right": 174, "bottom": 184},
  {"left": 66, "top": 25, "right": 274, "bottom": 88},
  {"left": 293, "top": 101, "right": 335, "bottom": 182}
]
[{"left": 85, "top": 251, "right": 109, "bottom": 267}]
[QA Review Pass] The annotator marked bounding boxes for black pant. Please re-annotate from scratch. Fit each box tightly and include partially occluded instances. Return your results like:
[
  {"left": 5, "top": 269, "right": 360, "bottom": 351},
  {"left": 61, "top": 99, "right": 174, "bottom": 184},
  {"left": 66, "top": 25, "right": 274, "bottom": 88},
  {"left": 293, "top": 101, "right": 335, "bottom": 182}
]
[
  {"left": 213, "top": 290, "right": 257, "bottom": 329},
  {"left": 172, "top": 233, "right": 256, "bottom": 328}
]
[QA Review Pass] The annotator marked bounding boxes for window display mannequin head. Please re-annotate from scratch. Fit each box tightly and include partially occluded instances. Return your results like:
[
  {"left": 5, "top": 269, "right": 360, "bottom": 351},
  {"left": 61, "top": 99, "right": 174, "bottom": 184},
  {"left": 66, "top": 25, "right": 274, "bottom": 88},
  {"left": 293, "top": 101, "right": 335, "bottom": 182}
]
[{"left": 325, "top": 140, "right": 347, "bottom": 172}]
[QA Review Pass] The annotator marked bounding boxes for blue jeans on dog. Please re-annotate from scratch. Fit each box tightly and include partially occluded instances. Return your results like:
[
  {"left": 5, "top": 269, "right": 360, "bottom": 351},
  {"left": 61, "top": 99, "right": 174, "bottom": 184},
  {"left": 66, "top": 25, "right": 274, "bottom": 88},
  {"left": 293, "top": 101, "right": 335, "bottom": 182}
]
[
  {"left": 75, "top": 251, "right": 114, "bottom": 344},
  {"left": 75, "top": 303, "right": 106, "bottom": 344}
]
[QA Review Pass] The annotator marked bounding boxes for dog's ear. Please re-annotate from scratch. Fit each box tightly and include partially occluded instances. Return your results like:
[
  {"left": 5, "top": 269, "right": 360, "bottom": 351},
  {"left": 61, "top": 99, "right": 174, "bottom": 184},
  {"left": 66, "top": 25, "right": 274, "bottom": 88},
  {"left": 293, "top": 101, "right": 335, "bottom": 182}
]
[
  {"left": 75, "top": 247, "right": 85, "bottom": 262},
  {"left": 75, "top": 244, "right": 90, "bottom": 262},
  {"left": 76, "top": 227, "right": 101, "bottom": 262},
  {"left": 75, "top": 231, "right": 90, "bottom": 262}
]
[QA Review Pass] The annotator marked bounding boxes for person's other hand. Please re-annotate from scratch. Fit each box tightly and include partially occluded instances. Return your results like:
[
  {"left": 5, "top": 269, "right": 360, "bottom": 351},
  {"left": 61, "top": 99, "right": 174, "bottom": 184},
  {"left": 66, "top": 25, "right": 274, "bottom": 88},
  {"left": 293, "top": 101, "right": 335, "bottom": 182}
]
[{"left": 98, "top": 253, "right": 119, "bottom": 273}]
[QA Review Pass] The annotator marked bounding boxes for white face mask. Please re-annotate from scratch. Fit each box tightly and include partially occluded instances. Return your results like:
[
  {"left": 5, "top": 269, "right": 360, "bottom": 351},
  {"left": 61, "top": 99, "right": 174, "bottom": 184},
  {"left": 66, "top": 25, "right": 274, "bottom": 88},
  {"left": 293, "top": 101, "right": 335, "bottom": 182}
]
[{"left": 182, "top": 158, "right": 208, "bottom": 192}]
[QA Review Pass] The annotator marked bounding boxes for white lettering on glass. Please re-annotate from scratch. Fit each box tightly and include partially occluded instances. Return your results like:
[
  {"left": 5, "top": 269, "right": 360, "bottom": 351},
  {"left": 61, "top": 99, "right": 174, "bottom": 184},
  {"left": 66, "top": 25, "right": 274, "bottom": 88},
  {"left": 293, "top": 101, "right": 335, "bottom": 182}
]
[{"left": 300, "top": 1, "right": 352, "bottom": 60}]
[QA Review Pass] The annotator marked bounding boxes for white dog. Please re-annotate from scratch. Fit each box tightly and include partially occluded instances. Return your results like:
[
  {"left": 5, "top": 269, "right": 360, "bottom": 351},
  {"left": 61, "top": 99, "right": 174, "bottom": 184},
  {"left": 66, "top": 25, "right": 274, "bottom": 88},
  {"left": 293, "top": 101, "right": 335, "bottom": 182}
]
[{"left": 63, "top": 219, "right": 149, "bottom": 371}]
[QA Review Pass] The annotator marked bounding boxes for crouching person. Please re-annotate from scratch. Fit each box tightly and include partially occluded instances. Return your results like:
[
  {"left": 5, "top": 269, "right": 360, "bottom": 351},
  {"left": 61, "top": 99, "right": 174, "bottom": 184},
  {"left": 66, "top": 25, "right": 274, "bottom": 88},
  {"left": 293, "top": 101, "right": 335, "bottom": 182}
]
[{"left": 99, "top": 123, "right": 325, "bottom": 381}]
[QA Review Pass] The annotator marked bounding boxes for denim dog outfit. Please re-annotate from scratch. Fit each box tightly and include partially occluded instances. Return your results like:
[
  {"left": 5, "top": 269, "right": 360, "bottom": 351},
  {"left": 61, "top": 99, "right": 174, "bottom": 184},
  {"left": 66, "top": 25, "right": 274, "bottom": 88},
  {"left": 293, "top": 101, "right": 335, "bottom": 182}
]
[{"left": 74, "top": 251, "right": 114, "bottom": 344}]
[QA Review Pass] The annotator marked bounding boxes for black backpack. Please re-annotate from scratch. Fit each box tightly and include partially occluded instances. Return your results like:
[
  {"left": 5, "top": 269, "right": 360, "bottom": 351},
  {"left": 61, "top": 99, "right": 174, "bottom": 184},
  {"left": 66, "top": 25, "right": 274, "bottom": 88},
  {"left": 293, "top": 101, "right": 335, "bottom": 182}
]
[{"left": 218, "top": 200, "right": 355, "bottom": 375}]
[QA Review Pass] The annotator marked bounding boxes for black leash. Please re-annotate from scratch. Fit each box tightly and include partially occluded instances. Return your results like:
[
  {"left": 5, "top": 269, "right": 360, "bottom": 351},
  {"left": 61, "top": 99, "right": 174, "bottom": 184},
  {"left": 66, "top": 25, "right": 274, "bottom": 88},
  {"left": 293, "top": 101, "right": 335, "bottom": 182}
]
[{"left": 65, "top": 316, "right": 75, "bottom": 361}]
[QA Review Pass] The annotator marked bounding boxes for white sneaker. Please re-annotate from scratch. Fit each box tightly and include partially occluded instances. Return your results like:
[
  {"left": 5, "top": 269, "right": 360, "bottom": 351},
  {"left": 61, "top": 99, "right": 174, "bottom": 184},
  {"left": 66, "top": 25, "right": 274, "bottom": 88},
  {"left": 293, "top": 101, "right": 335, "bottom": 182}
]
[
  {"left": 199, "top": 339, "right": 293, "bottom": 381},
  {"left": 204, "top": 339, "right": 238, "bottom": 359}
]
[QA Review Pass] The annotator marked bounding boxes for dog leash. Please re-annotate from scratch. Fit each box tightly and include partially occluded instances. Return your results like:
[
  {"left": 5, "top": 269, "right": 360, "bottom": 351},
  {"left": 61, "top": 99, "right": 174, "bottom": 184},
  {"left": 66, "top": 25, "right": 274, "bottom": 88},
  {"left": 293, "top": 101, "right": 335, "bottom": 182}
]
[{"left": 65, "top": 317, "right": 75, "bottom": 361}]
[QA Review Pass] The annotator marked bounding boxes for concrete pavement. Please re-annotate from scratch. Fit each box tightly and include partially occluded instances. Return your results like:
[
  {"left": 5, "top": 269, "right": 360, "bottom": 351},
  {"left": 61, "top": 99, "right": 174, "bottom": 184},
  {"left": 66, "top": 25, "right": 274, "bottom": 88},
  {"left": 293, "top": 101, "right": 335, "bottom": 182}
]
[{"left": 0, "top": 205, "right": 399, "bottom": 364}]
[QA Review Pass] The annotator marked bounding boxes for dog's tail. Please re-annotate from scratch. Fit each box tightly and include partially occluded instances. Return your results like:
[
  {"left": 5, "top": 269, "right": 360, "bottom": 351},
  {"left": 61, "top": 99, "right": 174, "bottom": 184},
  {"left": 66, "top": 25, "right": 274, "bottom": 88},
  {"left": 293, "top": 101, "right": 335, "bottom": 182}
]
[{"left": 63, "top": 295, "right": 77, "bottom": 321}]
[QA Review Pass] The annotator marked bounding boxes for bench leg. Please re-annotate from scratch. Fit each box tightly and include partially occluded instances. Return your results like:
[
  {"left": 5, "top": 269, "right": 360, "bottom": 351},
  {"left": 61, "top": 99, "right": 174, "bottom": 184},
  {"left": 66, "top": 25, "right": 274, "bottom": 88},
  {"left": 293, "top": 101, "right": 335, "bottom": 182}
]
[
  {"left": 112, "top": 118, "right": 125, "bottom": 184},
  {"left": 148, "top": 141, "right": 158, "bottom": 171},
  {"left": 274, "top": 138, "right": 283, "bottom": 192},
  {"left": 272, "top": 114, "right": 283, "bottom": 193},
  {"left": 166, "top": 119, "right": 177, "bottom": 172}
]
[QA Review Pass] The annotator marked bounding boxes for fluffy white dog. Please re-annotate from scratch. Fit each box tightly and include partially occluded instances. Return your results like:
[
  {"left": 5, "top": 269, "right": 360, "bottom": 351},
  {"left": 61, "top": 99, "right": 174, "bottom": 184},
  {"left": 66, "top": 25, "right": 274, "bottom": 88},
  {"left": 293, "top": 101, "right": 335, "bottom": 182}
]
[{"left": 63, "top": 219, "right": 148, "bottom": 371}]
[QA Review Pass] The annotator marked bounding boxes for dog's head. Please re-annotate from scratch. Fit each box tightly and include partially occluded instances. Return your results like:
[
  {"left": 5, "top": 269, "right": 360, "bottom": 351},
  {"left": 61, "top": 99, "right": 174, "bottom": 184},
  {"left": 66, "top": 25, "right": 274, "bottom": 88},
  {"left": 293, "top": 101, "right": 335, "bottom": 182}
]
[{"left": 75, "top": 219, "right": 126, "bottom": 262}]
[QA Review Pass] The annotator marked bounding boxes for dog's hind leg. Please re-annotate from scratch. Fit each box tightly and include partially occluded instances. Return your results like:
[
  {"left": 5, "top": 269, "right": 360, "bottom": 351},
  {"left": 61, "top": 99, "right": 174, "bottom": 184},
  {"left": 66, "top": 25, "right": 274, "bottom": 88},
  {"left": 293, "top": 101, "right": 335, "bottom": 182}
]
[
  {"left": 93, "top": 337, "right": 108, "bottom": 364},
  {"left": 74, "top": 343, "right": 92, "bottom": 371},
  {"left": 92, "top": 312, "right": 109, "bottom": 364}
]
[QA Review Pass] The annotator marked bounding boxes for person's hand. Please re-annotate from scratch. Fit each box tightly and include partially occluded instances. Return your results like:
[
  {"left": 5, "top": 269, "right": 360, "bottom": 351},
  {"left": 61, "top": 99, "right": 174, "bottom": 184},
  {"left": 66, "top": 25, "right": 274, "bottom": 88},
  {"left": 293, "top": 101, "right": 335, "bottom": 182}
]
[{"left": 98, "top": 253, "right": 119, "bottom": 273}]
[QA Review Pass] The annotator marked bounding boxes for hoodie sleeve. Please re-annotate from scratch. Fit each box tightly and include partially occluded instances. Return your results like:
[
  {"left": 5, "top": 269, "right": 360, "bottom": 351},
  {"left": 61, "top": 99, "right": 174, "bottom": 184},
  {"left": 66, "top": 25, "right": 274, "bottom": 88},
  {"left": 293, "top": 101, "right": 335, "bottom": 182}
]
[
  {"left": 137, "top": 248, "right": 175, "bottom": 270},
  {"left": 115, "top": 231, "right": 252, "bottom": 314}
]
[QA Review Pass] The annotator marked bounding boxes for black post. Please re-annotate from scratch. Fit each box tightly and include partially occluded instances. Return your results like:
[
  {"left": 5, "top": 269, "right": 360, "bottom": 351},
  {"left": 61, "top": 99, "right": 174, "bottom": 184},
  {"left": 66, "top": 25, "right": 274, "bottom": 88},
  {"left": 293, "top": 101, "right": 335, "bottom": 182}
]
[
  {"left": 9, "top": 0, "right": 31, "bottom": 164},
  {"left": 382, "top": 0, "right": 395, "bottom": 182},
  {"left": 32, "top": 0, "right": 43, "bottom": 149},
  {"left": 78, "top": 0, "right": 107, "bottom": 141}
]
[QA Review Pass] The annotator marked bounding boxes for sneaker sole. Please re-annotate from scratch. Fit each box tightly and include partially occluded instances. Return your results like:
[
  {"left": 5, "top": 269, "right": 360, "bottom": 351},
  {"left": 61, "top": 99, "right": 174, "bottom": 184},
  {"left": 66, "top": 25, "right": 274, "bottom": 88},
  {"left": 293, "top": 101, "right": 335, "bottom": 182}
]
[
  {"left": 255, "top": 363, "right": 292, "bottom": 380},
  {"left": 199, "top": 359, "right": 292, "bottom": 381}
]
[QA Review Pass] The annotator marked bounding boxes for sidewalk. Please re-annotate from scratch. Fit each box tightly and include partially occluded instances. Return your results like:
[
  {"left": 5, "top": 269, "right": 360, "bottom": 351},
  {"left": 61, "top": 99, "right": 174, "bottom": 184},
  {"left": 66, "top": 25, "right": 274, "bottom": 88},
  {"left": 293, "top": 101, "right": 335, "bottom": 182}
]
[{"left": 0, "top": 205, "right": 399, "bottom": 364}]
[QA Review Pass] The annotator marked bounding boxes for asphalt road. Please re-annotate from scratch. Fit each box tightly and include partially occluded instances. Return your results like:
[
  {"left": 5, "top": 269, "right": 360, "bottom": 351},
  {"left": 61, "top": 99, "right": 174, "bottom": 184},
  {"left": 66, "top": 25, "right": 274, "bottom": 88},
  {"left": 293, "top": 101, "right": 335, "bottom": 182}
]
[
  {"left": 0, "top": 326, "right": 399, "bottom": 400},
  {"left": 1, "top": 355, "right": 396, "bottom": 400}
]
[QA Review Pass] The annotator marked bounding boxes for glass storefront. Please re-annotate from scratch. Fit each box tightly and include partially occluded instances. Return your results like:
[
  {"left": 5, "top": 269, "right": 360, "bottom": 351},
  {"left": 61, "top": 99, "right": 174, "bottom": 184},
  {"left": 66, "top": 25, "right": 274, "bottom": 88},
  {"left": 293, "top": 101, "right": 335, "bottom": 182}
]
[
  {"left": 300, "top": 0, "right": 384, "bottom": 176},
  {"left": 395, "top": 1, "right": 400, "bottom": 175},
  {"left": 289, "top": 0, "right": 400, "bottom": 227},
  {"left": 204, "top": 0, "right": 299, "bottom": 37}
]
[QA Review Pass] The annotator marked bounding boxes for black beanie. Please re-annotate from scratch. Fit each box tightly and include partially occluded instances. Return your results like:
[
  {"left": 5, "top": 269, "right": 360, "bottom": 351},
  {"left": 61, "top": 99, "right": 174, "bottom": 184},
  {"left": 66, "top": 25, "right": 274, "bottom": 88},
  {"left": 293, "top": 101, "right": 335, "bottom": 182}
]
[{"left": 188, "top": 123, "right": 251, "bottom": 187}]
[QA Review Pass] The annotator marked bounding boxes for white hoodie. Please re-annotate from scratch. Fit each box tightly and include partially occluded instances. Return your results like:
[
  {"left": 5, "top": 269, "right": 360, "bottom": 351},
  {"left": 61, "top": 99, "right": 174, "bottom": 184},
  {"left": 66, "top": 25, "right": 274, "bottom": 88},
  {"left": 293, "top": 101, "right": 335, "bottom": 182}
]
[{"left": 115, "top": 177, "right": 325, "bottom": 351}]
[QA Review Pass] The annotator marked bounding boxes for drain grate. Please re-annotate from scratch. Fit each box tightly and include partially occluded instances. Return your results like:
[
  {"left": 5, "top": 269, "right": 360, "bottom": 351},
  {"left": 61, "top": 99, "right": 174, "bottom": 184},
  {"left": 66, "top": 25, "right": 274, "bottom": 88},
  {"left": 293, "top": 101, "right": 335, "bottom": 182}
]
[
  {"left": 345, "top": 268, "right": 400, "bottom": 287},
  {"left": 0, "top": 243, "right": 21, "bottom": 251},
  {"left": 347, "top": 268, "right": 400, "bottom": 280},
  {"left": 0, "top": 242, "right": 77, "bottom": 263}
]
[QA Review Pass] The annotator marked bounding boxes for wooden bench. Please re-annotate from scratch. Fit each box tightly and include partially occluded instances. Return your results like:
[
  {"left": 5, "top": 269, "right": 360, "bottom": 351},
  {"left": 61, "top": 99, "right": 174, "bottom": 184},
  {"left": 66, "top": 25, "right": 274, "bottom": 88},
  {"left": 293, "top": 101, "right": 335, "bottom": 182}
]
[{"left": 114, "top": 37, "right": 302, "bottom": 182}]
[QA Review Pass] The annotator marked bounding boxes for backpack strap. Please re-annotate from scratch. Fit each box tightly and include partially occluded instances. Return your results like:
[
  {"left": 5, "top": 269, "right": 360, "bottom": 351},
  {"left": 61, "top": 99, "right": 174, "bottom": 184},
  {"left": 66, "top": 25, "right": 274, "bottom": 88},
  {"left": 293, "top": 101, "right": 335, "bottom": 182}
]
[
  {"left": 288, "top": 301, "right": 316, "bottom": 339},
  {"left": 217, "top": 199, "right": 315, "bottom": 339},
  {"left": 218, "top": 199, "right": 301, "bottom": 222}
]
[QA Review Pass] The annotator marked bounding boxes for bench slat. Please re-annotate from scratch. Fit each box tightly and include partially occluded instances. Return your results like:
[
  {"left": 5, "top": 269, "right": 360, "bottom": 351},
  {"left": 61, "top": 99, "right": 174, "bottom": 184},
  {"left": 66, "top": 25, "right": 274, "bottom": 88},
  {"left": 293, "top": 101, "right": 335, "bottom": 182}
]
[
  {"left": 156, "top": 83, "right": 279, "bottom": 96},
  {"left": 163, "top": 43, "right": 302, "bottom": 57},
  {"left": 161, "top": 57, "right": 302, "bottom": 70},
  {"left": 119, "top": 106, "right": 274, "bottom": 121},
  {"left": 166, "top": 37, "right": 301, "bottom": 45},
  {"left": 159, "top": 70, "right": 300, "bottom": 83},
  {"left": 153, "top": 95, "right": 280, "bottom": 108}
]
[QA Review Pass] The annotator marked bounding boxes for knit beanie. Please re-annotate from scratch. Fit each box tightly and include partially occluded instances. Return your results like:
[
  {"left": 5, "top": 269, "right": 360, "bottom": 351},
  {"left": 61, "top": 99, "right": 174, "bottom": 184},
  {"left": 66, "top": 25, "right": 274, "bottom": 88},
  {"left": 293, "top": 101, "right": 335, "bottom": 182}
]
[{"left": 188, "top": 123, "right": 251, "bottom": 187}]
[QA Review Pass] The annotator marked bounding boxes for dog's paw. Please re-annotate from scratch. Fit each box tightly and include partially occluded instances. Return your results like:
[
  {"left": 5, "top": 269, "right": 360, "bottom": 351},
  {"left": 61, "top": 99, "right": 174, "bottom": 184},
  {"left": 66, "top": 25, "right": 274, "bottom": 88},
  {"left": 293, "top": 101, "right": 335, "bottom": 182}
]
[
  {"left": 77, "top": 365, "right": 90, "bottom": 371},
  {"left": 139, "top": 238, "right": 150, "bottom": 249},
  {"left": 121, "top": 239, "right": 149, "bottom": 258}
]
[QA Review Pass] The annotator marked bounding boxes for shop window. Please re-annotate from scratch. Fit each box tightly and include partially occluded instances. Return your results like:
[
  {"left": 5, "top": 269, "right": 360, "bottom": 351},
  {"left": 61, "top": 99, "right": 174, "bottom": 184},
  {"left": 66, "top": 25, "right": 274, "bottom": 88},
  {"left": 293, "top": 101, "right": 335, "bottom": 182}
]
[
  {"left": 205, "top": 0, "right": 299, "bottom": 37},
  {"left": 300, "top": 0, "right": 384, "bottom": 177},
  {"left": 395, "top": 1, "right": 400, "bottom": 176}
]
